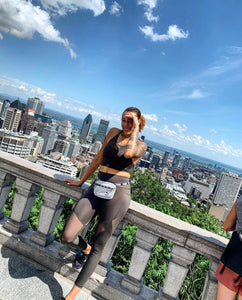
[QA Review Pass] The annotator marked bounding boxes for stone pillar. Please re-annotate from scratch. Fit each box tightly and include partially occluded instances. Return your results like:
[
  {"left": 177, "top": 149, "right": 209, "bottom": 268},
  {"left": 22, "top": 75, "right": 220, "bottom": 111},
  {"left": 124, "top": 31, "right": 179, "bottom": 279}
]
[
  {"left": 157, "top": 244, "right": 196, "bottom": 300},
  {"left": 96, "top": 220, "right": 126, "bottom": 277},
  {"left": 0, "top": 172, "right": 15, "bottom": 219},
  {"left": 121, "top": 228, "right": 159, "bottom": 294},
  {"left": 30, "top": 189, "right": 67, "bottom": 247},
  {"left": 4, "top": 178, "right": 39, "bottom": 233},
  {"left": 201, "top": 259, "right": 219, "bottom": 300}
]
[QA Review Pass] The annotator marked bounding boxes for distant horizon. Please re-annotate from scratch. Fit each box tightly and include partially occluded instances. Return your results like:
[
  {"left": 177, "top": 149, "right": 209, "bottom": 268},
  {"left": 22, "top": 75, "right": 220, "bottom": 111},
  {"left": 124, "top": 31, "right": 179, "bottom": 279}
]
[{"left": 1, "top": 92, "right": 241, "bottom": 174}]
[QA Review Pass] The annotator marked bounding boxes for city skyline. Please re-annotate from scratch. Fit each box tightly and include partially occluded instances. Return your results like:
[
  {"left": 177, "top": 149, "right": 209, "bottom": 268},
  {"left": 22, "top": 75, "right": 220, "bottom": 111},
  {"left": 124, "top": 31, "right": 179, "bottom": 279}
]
[{"left": 0, "top": 0, "right": 242, "bottom": 169}]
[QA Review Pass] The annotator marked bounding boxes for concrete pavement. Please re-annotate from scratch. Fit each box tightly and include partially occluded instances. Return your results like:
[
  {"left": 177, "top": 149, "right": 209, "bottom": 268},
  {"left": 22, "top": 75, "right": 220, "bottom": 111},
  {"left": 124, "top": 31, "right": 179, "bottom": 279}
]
[{"left": 0, "top": 245, "right": 97, "bottom": 300}]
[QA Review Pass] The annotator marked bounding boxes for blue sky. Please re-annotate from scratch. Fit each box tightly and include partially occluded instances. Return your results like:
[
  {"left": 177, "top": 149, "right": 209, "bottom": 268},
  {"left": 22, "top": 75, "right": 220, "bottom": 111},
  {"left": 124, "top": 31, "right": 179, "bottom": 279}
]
[{"left": 0, "top": 0, "right": 242, "bottom": 168}]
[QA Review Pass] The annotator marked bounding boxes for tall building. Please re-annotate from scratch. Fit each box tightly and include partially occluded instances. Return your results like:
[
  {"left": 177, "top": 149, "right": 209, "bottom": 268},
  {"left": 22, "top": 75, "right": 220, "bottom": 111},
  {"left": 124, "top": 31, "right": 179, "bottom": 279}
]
[
  {"left": 58, "top": 120, "right": 72, "bottom": 138},
  {"left": 91, "top": 141, "right": 102, "bottom": 155},
  {"left": 2, "top": 107, "right": 22, "bottom": 131},
  {"left": 182, "top": 157, "right": 191, "bottom": 171},
  {"left": 26, "top": 97, "right": 44, "bottom": 115},
  {"left": 19, "top": 108, "right": 35, "bottom": 133},
  {"left": 10, "top": 99, "right": 25, "bottom": 111},
  {"left": 0, "top": 99, "right": 11, "bottom": 118},
  {"left": 41, "top": 125, "right": 57, "bottom": 154},
  {"left": 212, "top": 172, "right": 242, "bottom": 208},
  {"left": 95, "top": 119, "right": 109, "bottom": 143},
  {"left": 79, "top": 114, "right": 92, "bottom": 142},
  {"left": 0, "top": 101, "right": 3, "bottom": 115},
  {"left": 161, "top": 151, "right": 169, "bottom": 168},
  {"left": 172, "top": 153, "right": 181, "bottom": 170},
  {"left": 53, "top": 139, "right": 70, "bottom": 157},
  {"left": 151, "top": 154, "right": 161, "bottom": 169},
  {"left": 67, "top": 140, "right": 81, "bottom": 158}
]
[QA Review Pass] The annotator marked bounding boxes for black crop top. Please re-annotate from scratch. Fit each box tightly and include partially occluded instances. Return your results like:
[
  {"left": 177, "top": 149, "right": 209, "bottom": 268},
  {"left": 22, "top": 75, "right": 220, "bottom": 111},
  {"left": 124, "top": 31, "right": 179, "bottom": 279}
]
[{"left": 101, "top": 131, "right": 134, "bottom": 173}]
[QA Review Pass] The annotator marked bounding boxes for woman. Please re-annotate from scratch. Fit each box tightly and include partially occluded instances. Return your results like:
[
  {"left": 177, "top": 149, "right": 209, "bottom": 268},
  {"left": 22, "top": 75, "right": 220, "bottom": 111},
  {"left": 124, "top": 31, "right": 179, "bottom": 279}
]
[
  {"left": 61, "top": 107, "right": 147, "bottom": 300},
  {"left": 216, "top": 195, "right": 242, "bottom": 300}
]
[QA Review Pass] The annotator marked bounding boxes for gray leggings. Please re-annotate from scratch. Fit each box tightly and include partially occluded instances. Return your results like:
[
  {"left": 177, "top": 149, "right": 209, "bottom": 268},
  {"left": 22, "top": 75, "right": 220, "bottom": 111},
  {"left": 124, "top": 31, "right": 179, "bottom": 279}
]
[{"left": 63, "top": 173, "right": 131, "bottom": 288}]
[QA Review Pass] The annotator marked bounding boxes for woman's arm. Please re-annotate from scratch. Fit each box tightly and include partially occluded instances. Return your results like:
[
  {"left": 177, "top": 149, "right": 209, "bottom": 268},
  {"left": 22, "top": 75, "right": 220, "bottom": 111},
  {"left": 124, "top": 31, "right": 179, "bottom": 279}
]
[
  {"left": 64, "top": 128, "right": 118, "bottom": 186},
  {"left": 222, "top": 199, "right": 238, "bottom": 231},
  {"left": 124, "top": 113, "right": 147, "bottom": 159}
]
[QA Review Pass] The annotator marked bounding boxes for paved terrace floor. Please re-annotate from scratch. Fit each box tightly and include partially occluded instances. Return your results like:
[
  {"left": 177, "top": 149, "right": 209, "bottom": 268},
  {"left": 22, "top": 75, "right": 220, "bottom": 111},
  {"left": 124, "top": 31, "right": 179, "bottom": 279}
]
[{"left": 0, "top": 245, "right": 97, "bottom": 300}]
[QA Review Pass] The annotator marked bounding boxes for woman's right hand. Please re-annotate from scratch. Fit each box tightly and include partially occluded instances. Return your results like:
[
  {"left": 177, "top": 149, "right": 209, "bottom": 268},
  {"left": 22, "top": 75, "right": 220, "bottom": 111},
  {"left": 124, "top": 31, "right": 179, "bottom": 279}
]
[{"left": 64, "top": 178, "right": 82, "bottom": 186}]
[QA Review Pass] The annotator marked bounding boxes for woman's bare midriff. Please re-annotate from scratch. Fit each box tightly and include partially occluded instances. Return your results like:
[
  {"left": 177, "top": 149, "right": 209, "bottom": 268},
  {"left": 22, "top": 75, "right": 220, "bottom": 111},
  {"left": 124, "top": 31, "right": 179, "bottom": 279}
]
[{"left": 99, "top": 165, "right": 130, "bottom": 178}]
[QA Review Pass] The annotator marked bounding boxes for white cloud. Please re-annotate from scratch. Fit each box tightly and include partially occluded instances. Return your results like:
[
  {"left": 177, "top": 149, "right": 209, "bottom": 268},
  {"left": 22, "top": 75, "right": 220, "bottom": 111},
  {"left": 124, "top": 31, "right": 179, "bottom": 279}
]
[
  {"left": 139, "top": 25, "right": 189, "bottom": 42},
  {"left": 143, "top": 113, "right": 158, "bottom": 122},
  {"left": 187, "top": 89, "right": 207, "bottom": 99},
  {"left": 211, "top": 129, "right": 217, "bottom": 134},
  {"left": 0, "top": 0, "right": 77, "bottom": 58},
  {"left": 0, "top": 33, "right": 3, "bottom": 40},
  {"left": 173, "top": 123, "right": 187, "bottom": 133},
  {"left": 138, "top": 0, "right": 159, "bottom": 22},
  {"left": 40, "top": 0, "right": 105, "bottom": 16},
  {"left": 18, "top": 85, "right": 28, "bottom": 91},
  {"left": 109, "top": 1, "right": 123, "bottom": 16}
]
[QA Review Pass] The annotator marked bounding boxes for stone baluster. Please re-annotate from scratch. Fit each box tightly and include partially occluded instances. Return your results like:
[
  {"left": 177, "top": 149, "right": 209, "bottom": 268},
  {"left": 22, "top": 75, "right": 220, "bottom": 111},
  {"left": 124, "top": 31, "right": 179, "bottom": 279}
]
[
  {"left": 157, "top": 244, "right": 196, "bottom": 300},
  {"left": 0, "top": 172, "right": 15, "bottom": 219},
  {"left": 96, "top": 220, "right": 126, "bottom": 277},
  {"left": 4, "top": 178, "right": 40, "bottom": 233},
  {"left": 121, "top": 228, "right": 159, "bottom": 294},
  {"left": 30, "top": 189, "right": 67, "bottom": 247},
  {"left": 201, "top": 259, "right": 219, "bottom": 300}
]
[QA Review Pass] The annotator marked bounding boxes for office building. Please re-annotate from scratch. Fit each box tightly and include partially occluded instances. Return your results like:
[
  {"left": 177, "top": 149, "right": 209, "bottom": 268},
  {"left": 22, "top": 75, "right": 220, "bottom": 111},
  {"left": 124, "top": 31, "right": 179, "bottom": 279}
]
[
  {"left": 10, "top": 99, "right": 25, "bottom": 111},
  {"left": 79, "top": 114, "right": 92, "bottom": 142},
  {"left": 151, "top": 154, "right": 161, "bottom": 169},
  {"left": 184, "top": 175, "right": 215, "bottom": 200},
  {"left": 95, "top": 119, "right": 109, "bottom": 143},
  {"left": 182, "top": 157, "right": 191, "bottom": 171},
  {"left": 0, "top": 99, "right": 11, "bottom": 118},
  {"left": 91, "top": 141, "right": 102, "bottom": 155},
  {"left": 36, "top": 156, "right": 77, "bottom": 177},
  {"left": 19, "top": 108, "right": 35, "bottom": 133},
  {"left": 212, "top": 172, "right": 242, "bottom": 208},
  {"left": 58, "top": 120, "right": 72, "bottom": 138},
  {"left": 2, "top": 107, "right": 22, "bottom": 131},
  {"left": 0, "top": 101, "right": 3, "bottom": 115},
  {"left": 53, "top": 139, "right": 70, "bottom": 157},
  {"left": 41, "top": 125, "right": 58, "bottom": 154},
  {"left": 161, "top": 151, "right": 169, "bottom": 168},
  {"left": 172, "top": 153, "right": 181, "bottom": 170},
  {"left": 0, "top": 129, "right": 34, "bottom": 159},
  {"left": 26, "top": 97, "right": 45, "bottom": 115},
  {"left": 67, "top": 140, "right": 81, "bottom": 158}
]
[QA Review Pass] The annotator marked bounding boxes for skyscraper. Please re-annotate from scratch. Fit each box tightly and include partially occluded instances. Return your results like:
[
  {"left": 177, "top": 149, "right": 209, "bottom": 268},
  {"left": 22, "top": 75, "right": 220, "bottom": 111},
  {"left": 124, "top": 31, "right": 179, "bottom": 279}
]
[
  {"left": 58, "top": 120, "right": 72, "bottom": 138},
  {"left": 2, "top": 107, "right": 22, "bottom": 131},
  {"left": 172, "top": 153, "right": 181, "bottom": 170},
  {"left": 19, "top": 109, "right": 35, "bottom": 133},
  {"left": 161, "top": 151, "right": 169, "bottom": 168},
  {"left": 0, "top": 99, "right": 11, "bottom": 118},
  {"left": 26, "top": 97, "right": 44, "bottom": 115},
  {"left": 212, "top": 172, "right": 242, "bottom": 209},
  {"left": 151, "top": 154, "right": 161, "bottom": 169},
  {"left": 182, "top": 157, "right": 191, "bottom": 171},
  {"left": 79, "top": 114, "right": 92, "bottom": 142},
  {"left": 41, "top": 125, "right": 57, "bottom": 154},
  {"left": 95, "top": 119, "right": 109, "bottom": 143}
]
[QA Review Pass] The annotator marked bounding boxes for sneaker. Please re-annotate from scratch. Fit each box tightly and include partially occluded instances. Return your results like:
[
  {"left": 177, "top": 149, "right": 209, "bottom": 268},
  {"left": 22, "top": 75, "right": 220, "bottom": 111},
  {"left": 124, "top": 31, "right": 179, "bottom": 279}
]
[{"left": 73, "top": 251, "right": 89, "bottom": 269}]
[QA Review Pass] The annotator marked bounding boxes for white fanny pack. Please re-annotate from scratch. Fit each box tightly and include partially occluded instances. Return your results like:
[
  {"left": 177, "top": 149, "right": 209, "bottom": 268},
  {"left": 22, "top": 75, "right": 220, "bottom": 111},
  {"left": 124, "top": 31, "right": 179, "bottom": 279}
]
[{"left": 93, "top": 180, "right": 117, "bottom": 200}]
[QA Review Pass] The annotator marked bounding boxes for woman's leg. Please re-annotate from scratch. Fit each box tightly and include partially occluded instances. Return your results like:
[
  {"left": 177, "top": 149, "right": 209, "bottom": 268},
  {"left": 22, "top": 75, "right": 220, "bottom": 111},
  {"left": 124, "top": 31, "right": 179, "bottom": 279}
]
[
  {"left": 216, "top": 282, "right": 237, "bottom": 300},
  {"left": 74, "top": 185, "right": 131, "bottom": 289}
]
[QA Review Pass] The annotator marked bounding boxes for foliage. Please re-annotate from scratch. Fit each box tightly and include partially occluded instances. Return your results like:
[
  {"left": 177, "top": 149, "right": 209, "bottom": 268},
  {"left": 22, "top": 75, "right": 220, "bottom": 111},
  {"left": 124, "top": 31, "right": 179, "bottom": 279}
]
[{"left": 3, "top": 169, "right": 229, "bottom": 299}]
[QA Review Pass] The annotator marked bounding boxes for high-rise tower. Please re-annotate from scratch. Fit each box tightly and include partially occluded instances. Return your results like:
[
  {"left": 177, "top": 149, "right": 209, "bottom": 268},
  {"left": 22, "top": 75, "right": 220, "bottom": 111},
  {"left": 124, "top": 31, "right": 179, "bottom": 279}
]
[
  {"left": 79, "top": 114, "right": 92, "bottom": 142},
  {"left": 95, "top": 119, "right": 109, "bottom": 143},
  {"left": 2, "top": 107, "right": 22, "bottom": 131}
]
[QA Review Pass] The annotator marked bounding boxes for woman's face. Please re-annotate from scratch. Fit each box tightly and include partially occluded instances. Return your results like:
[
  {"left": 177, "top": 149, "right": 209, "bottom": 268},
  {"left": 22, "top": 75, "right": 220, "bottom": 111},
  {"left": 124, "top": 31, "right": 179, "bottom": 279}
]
[{"left": 121, "top": 111, "right": 138, "bottom": 136}]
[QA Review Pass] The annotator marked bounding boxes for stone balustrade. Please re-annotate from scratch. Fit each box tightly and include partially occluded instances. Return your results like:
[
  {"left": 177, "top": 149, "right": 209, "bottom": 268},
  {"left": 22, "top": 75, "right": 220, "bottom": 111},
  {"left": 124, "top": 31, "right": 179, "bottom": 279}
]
[{"left": 0, "top": 150, "right": 228, "bottom": 300}]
